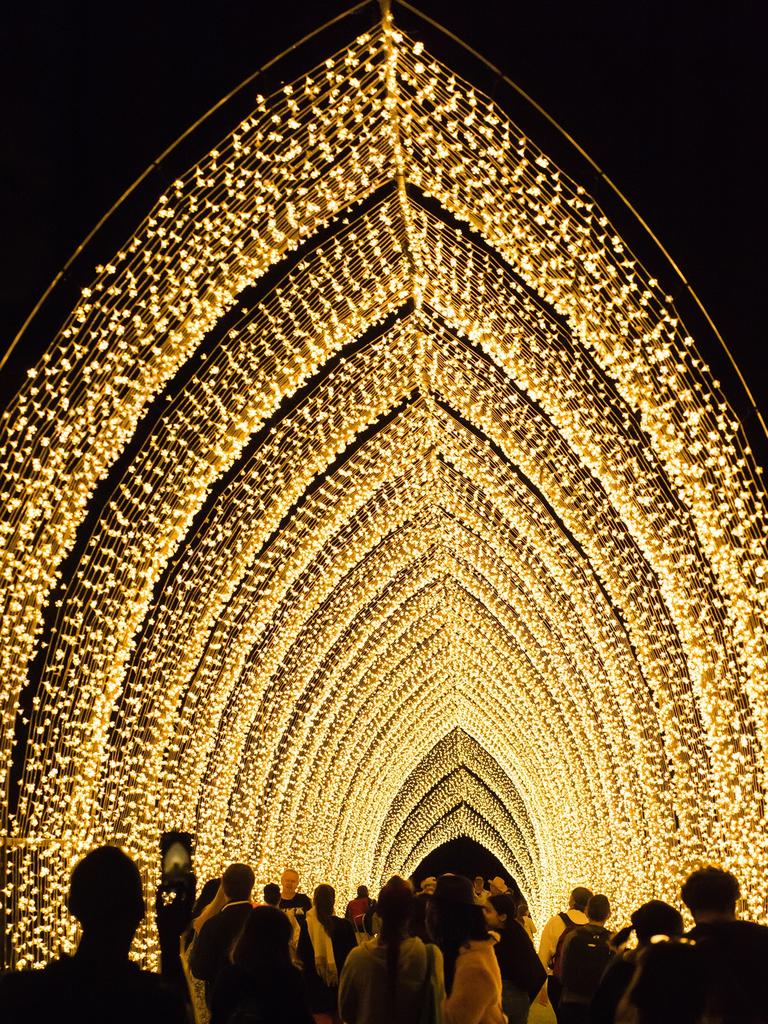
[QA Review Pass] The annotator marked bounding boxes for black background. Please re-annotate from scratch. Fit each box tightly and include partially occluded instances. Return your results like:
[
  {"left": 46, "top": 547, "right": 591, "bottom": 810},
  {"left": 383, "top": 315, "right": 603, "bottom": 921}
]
[{"left": 2, "top": 1, "right": 765, "bottom": 423}]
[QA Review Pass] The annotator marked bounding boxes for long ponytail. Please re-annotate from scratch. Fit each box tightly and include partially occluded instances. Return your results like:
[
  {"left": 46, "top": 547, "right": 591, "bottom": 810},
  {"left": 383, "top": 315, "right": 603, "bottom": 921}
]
[
  {"left": 313, "top": 884, "right": 336, "bottom": 937},
  {"left": 377, "top": 876, "right": 415, "bottom": 1011}
]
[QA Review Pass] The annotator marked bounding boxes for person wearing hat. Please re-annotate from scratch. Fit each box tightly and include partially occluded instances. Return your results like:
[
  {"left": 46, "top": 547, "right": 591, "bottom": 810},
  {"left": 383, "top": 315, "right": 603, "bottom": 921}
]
[
  {"left": 426, "top": 874, "right": 505, "bottom": 1024},
  {"left": 488, "top": 877, "right": 510, "bottom": 898},
  {"left": 410, "top": 876, "right": 437, "bottom": 942},
  {"left": 473, "top": 876, "right": 490, "bottom": 907}
]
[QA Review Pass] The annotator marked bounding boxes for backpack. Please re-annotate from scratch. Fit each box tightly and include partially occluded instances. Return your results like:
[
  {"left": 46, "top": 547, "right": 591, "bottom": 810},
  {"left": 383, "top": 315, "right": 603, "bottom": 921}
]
[
  {"left": 559, "top": 924, "right": 613, "bottom": 1001},
  {"left": 347, "top": 896, "right": 373, "bottom": 933},
  {"left": 551, "top": 912, "right": 580, "bottom": 977}
]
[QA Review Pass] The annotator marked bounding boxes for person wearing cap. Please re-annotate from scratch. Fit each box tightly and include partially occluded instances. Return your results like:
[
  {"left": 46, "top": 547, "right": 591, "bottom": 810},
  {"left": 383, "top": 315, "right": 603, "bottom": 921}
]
[
  {"left": 537, "top": 885, "right": 592, "bottom": 1010},
  {"left": 488, "top": 877, "right": 510, "bottom": 898},
  {"left": 426, "top": 874, "right": 505, "bottom": 1024},
  {"left": 410, "top": 876, "right": 437, "bottom": 942},
  {"left": 473, "top": 876, "right": 489, "bottom": 907}
]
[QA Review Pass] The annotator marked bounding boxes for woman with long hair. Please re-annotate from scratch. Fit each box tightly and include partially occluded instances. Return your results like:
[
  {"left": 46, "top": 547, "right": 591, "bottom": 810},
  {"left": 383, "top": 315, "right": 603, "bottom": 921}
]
[
  {"left": 297, "top": 884, "right": 356, "bottom": 1024},
  {"left": 338, "top": 875, "right": 445, "bottom": 1023},
  {"left": 426, "top": 874, "right": 505, "bottom": 1024},
  {"left": 181, "top": 877, "right": 222, "bottom": 1024},
  {"left": 209, "top": 905, "right": 313, "bottom": 1024},
  {"left": 484, "top": 893, "right": 546, "bottom": 1024}
]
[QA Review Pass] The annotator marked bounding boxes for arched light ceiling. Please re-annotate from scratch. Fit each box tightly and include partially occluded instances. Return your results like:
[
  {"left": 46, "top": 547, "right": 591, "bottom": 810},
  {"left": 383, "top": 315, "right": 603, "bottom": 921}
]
[{"left": 2, "top": 4, "right": 767, "bottom": 968}]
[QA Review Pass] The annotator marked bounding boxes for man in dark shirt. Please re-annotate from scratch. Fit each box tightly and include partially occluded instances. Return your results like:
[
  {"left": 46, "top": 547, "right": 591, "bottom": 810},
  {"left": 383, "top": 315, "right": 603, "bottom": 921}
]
[
  {"left": 0, "top": 845, "right": 188, "bottom": 1024},
  {"left": 188, "top": 862, "right": 255, "bottom": 1006},
  {"left": 278, "top": 867, "right": 312, "bottom": 915},
  {"left": 683, "top": 866, "right": 768, "bottom": 1023}
]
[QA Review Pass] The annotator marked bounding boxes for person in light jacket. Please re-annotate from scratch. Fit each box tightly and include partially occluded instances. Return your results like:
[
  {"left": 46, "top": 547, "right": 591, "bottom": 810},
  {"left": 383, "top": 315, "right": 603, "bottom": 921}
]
[
  {"left": 339, "top": 875, "right": 445, "bottom": 1024},
  {"left": 426, "top": 874, "right": 505, "bottom": 1024}
]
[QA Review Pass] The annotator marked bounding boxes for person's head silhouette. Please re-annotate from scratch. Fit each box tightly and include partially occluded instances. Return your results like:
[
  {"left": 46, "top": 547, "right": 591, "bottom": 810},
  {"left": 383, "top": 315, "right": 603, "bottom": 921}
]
[
  {"left": 67, "top": 845, "right": 145, "bottom": 960},
  {"left": 0, "top": 844, "right": 189, "bottom": 1022}
]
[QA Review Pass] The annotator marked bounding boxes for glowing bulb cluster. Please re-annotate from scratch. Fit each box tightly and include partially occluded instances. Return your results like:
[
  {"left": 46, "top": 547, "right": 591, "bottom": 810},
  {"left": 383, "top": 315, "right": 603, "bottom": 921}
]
[{"left": 1, "top": 9, "right": 767, "bottom": 970}]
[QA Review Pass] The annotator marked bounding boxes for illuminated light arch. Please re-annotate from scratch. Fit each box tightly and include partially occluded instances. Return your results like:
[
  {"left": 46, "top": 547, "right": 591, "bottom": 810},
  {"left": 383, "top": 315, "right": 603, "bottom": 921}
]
[
  {"left": 398, "top": 803, "right": 532, "bottom": 894},
  {"left": 1, "top": 5, "right": 767, "bottom": 968},
  {"left": 375, "top": 729, "right": 541, "bottom": 883}
]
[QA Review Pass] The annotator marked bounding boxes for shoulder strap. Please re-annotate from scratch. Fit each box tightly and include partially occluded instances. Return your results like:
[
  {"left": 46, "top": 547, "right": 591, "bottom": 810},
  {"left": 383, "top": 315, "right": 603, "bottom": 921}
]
[
  {"left": 418, "top": 943, "right": 436, "bottom": 1024},
  {"left": 423, "top": 942, "right": 434, "bottom": 984},
  {"left": 559, "top": 911, "right": 573, "bottom": 926}
]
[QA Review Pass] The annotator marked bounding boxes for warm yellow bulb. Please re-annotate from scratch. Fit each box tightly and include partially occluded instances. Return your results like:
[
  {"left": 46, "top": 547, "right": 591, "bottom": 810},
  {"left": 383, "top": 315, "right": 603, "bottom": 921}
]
[{"left": 1, "top": 12, "right": 766, "bottom": 972}]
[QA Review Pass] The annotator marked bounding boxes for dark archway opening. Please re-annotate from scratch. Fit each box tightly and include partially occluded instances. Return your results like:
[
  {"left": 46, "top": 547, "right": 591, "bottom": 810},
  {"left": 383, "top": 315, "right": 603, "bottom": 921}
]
[{"left": 411, "top": 836, "right": 518, "bottom": 892}]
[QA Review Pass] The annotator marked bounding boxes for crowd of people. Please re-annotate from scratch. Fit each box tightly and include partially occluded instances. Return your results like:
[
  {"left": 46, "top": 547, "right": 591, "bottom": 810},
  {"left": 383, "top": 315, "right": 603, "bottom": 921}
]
[{"left": 2, "top": 846, "right": 768, "bottom": 1024}]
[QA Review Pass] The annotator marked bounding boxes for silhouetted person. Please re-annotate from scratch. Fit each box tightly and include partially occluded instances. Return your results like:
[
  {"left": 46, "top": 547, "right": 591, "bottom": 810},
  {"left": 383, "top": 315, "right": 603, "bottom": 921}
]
[
  {"left": 426, "top": 873, "right": 505, "bottom": 1024},
  {"left": 262, "top": 882, "right": 281, "bottom": 907},
  {"left": 589, "top": 898, "right": 683, "bottom": 1024},
  {"left": 683, "top": 866, "right": 768, "bottom": 1022},
  {"left": 188, "top": 862, "right": 255, "bottom": 1006},
  {"left": 0, "top": 845, "right": 188, "bottom": 1024},
  {"left": 616, "top": 940, "right": 714, "bottom": 1024},
  {"left": 155, "top": 841, "right": 196, "bottom": 991},
  {"left": 484, "top": 893, "right": 545, "bottom": 1024},
  {"left": 296, "top": 883, "right": 356, "bottom": 1020},
  {"left": 210, "top": 905, "right": 312, "bottom": 1024}
]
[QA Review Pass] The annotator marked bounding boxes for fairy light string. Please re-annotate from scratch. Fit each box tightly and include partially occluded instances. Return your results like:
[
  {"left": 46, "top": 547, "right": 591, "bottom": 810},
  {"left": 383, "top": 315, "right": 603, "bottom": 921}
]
[{"left": 1, "top": 10, "right": 767, "bottom": 968}]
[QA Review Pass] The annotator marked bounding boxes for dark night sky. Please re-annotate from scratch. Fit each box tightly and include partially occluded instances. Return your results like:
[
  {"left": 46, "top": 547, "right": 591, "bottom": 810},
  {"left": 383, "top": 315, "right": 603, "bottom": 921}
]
[{"left": 1, "top": 0, "right": 766, "bottom": 426}]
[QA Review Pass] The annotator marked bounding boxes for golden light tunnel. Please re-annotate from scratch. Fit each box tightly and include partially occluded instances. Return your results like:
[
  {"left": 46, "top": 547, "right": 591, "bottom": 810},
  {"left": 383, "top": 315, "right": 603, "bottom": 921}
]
[{"left": 1, "top": 6, "right": 767, "bottom": 968}]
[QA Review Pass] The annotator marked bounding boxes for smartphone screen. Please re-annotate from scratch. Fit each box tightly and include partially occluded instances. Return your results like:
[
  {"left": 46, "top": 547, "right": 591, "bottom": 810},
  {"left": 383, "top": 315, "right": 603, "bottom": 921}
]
[{"left": 162, "top": 839, "right": 192, "bottom": 883}]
